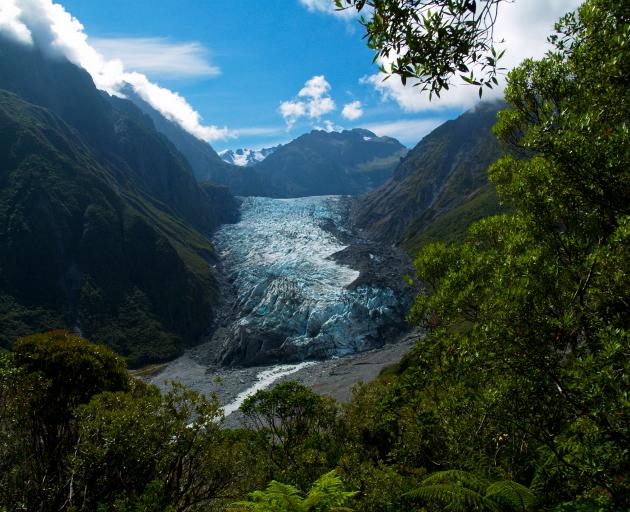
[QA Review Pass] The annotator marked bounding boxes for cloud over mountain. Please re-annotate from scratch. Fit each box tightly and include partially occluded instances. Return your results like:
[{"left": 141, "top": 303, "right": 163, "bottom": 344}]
[
  {"left": 342, "top": 100, "right": 363, "bottom": 120},
  {"left": 0, "top": 0, "right": 232, "bottom": 141}
]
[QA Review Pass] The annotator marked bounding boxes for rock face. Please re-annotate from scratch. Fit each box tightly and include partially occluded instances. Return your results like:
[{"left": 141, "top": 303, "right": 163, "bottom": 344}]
[
  {"left": 354, "top": 102, "right": 506, "bottom": 252},
  {"left": 213, "top": 196, "right": 416, "bottom": 366},
  {"left": 0, "top": 39, "right": 239, "bottom": 366}
]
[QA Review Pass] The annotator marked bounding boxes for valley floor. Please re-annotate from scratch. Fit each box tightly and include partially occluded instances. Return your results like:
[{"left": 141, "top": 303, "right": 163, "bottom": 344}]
[{"left": 149, "top": 330, "right": 420, "bottom": 427}]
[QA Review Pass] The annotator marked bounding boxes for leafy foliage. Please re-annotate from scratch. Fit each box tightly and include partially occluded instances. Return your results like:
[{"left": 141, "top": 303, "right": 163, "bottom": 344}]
[
  {"left": 231, "top": 470, "right": 356, "bottom": 512},
  {"left": 0, "top": 331, "right": 129, "bottom": 510},
  {"left": 0, "top": 333, "right": 254, "bottom": 511},
  {"left": 241, "top": 382, "right": 341, "bottom": 488},
  {"left": 407, "top": 470, "right": 536, "bottom": 511},
  {"left": 71, "top": 382, "right": 251, "bottom": 511},
  {"left": 406, "top": 0, "right": 630, "bottom": 508},
  {"left": 335, "top": 0, "right": 506, "bottom": 98}
]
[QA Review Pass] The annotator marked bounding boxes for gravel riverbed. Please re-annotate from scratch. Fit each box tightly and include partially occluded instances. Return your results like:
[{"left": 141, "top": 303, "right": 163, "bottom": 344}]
[{"left": 149, "top": 330, "right": 420, "bottom": 427}]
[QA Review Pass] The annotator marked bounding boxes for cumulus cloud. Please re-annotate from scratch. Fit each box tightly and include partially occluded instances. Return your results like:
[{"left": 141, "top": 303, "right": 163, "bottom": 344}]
[
  {"left": 299, "top": 74, "right": 331, "bottom": 98},
  {"left": 341, "top": 100, "right": 363, "bottom": 120},
  {"left": 280, "top": 75, "right": 337, "bottom": 128},
  {"left": 365, "top": 0, "right": 582, "bottom": 112},
  {"left": 307, "top": 96, "right": 336, "bottom": 118},
  {"left": 279, "top": 100, "right": 307, "bottom": 129},
  {"left": 0, "top": 0, "right": 231, "bottom": 141},
  {"left": 91, "top": 37, "right": 220, "bottom": 79}
]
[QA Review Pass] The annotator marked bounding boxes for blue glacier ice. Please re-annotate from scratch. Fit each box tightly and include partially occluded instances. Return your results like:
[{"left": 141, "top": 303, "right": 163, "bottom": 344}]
[{"left": 213, "top": 196, "right": 411, "bottom": 365}]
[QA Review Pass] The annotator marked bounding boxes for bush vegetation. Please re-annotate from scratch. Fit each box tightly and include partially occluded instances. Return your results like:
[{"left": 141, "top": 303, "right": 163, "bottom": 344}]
[{"left": 0, "top": 0, "right": 628, "bottom": 510}]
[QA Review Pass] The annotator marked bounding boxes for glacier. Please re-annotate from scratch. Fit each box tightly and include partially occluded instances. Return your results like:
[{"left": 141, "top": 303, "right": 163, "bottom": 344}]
[{"left": 213, "top": 196, "right": 412, "bottom": 366}]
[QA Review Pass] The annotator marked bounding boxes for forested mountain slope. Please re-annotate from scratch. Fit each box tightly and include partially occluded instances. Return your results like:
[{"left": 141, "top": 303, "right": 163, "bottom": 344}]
[
  {"left": 354, "top": 102, "right": 505, "bottom": 252},
  {"left": 121, "top": 85, "right": 249, "bottom": 191},
  {"left": 0, "top": 39, "right": 239, "bottom": 365}
]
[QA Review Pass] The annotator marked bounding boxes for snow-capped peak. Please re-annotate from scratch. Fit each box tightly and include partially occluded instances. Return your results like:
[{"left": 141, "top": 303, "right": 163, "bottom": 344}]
[{"left": 219, "top": 146, "right": 280, "bottom": 167}]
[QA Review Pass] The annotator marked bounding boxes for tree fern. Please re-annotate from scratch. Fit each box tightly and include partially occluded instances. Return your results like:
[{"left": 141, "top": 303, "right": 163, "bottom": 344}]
[
  {"left": 405, "top": 470, "right": 536, "bottom": 512},
  {"left": 302, "top": 470, "right": 358, "bottom": 511},
  {"left": 420, "top": 469, "right": 490, "bottom": 494},
  {"left": 406, "top": 484, "right": 491, "bottom": 511},
  {"left": 485, "top": 481, "right": 535, "bottom": 511},
  {"left": 230, "top": 470, "right": 356, "bottom": 512}
]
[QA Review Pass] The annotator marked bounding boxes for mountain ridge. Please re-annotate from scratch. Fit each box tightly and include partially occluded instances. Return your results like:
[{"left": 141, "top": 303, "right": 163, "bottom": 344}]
[
  {"left": 242, "top": 128, "right": 408, "bottom": 197},
  {"left": 354, "top": 101, "right": 506, "bottom": 252},
  {"left": 0, "top": 39, "right": 239, "bottom": 365}
]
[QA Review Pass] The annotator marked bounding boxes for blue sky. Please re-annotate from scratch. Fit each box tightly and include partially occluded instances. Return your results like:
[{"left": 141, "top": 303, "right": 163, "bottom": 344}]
[
  {"left": 60, "top": 0, "right": 457, "bottom": 150},
  {"left": 3, "top": 0, "right": 581, "bottom": 151}
]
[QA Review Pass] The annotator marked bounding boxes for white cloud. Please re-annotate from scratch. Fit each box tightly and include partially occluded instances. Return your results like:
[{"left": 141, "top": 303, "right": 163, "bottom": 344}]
[
  {"left": 299, "top": 75, "right": 331, "bottom": 98},
  {"left": 124, "top": 72, "right": 233, "bottom": 141},
  {"left": 314, "top": 119, "right": 342, "bottom": 132},
  {"left": 308, "top": 96, "right": 336, "bottom": 118},
  {"left": 341, "top": 100, "right": 363, "bottom": 120},
  {"left": 365, "top": 0, "right": 582, "bottom": 112},
  {"left": 362, "top": 118, "right": 445, "bottom": 145},
  {"left": 90, "top": 37, "right": 220, "bottom": 79},
  {"left": 298, "top": 0, "right": 355, "bottom": 18},
  {"left": 279, "top": 75, "right": 337, "bottom": 128},
  {"left": 0, "top": 0, "right": 231, "bottom": 142},
  {"left": 0, "top": 0, "right": 32, "bottom": 44},
  {"left": 232, "top": 126, "right": 287, "bottom": 137},
  {"left": 279, "top": 100, "right": 307, "bottom": 129}
]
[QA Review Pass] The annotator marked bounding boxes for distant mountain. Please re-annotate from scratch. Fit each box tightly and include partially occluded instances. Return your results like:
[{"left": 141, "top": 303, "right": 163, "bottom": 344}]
[
  {"left": 354, "top": 102, "right": 506, "bottom": 253},
  {"left": 107, "top": 93, "right": 407, "bottom": 199},
  {"left": 233, "top": 129, "right": 408, "bottom": 197},
  {"left": 0, "top": 39, "right": 239, "bottom": 366},
  {"left": 219, "top": 146, "right": 280, "bottom": 167}
]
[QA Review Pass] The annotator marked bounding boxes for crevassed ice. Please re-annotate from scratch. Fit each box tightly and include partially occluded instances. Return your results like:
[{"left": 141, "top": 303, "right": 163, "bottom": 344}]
[{"left": 214, "top": 196, "right": 401, "bottom": 359}]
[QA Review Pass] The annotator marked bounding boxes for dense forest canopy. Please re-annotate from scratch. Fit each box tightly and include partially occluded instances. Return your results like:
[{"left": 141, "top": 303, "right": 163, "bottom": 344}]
[{"left": 0, "top": 0, "right": 628, "bottom": 510}]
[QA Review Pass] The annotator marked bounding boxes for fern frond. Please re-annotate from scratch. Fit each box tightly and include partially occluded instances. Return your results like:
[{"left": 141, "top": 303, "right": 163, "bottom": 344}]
[
  {"left": 406, "top": 484, "right": 489, "bottom": 511},
  {"left": 420, "top": 469, "right": 490, "bottom": 494},
  {"left": 232, "top": 480, "right": 304, "bottom": 511},
  {"left": 485, "top": 481, "right": 536, "bottom": 511},
  {"left": 303, "top": 470, "right": 357, "bottom": 511}
]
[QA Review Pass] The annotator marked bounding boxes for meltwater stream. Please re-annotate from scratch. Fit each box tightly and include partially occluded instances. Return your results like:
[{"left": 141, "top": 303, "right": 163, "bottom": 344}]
[{"left": 213, "top": 196, "right": 408, "bottom": 366}]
